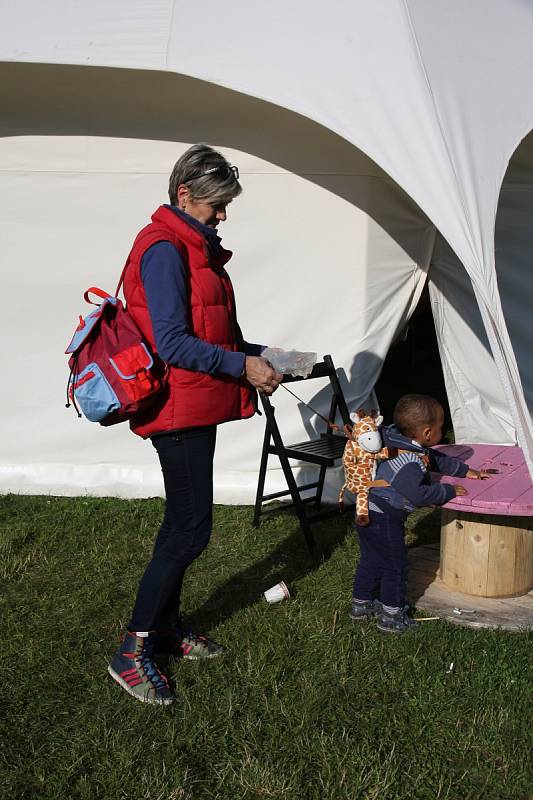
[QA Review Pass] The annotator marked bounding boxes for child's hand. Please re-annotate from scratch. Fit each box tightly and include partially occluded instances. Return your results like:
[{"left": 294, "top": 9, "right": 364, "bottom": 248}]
[
  {"left": 466, "top": 468, "right": 491, "bottom": 480},
  {"left": 454, "top": 485, "right": 469, "bottom": 496}
]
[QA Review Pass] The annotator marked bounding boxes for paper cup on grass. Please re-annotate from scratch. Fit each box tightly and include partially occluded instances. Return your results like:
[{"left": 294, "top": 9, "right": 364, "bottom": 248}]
[{"left": 264, "top": 581, "right": 290, "bottom": 603}]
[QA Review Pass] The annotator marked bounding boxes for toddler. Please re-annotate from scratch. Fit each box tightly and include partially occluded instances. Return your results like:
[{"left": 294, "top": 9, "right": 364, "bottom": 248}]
[{"left": 350, "top": 394, "right": 487, "bottom": 633}]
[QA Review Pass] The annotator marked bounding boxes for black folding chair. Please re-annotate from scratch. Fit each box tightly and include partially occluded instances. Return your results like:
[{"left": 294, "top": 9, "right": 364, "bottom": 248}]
[{"left": 252, "top": 354, "right": 351, "bottom": 553}]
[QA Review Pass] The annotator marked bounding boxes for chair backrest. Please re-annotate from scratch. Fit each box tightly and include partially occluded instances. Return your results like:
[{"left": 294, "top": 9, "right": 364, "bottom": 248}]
[{"left": 260, "top": 353, "right": 351, "bottom": 433}]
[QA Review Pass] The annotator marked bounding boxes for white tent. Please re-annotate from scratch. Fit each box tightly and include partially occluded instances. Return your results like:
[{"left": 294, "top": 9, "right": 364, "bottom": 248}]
[{"left": 1, "top": 0, "right": 532, "bottom": 502}]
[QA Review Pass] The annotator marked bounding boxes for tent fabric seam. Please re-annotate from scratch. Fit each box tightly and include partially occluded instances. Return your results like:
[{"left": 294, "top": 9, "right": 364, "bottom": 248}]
[
  {"left": 165, "top": 0, "right": 176, "bottom": 69},
  {"left": 402, "top": 0, "right": 479, "bottom": 265},
  {"left": 0, "top": 168, "right": 407, "bottom": 181}
]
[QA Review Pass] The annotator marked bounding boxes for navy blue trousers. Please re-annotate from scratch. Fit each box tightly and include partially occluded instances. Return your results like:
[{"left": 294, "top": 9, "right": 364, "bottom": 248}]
[
  {"left": 352, "top": 513, "right": 408, "bottom": 608},
  {"left": 129, "top": 426, "right": 216, "bottom": 632}
]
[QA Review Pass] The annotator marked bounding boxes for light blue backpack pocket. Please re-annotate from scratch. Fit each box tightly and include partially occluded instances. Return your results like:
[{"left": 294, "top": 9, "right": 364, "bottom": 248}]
[{"left": 72, "top": 363, "right": 120, "bottom": 422}]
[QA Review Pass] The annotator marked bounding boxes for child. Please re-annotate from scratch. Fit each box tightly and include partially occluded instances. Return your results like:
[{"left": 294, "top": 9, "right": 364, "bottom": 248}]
[{"left": 349, "top": 394, "right": 488, "bottom": 634}]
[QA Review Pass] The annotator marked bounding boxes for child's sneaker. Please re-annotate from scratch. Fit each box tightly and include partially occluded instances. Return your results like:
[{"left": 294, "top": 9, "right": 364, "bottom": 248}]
[
  {"left": 108, "top": 631, "right": 175, "bottom": 705},
  {"left": 377, "top": 605, "right": 417, "bottom": 634},
  {"left": 155, "top": 629, "right": 224, "bottom": 661},
  {"left": 349, "top": 598, "right": 382, "bottom": 620}
]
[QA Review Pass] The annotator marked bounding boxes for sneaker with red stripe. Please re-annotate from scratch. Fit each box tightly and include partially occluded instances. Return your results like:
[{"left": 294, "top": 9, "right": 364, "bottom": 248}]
[
  {"left": 178, "top": 631, "right": 224, "bottom": 660},
  {"left": 108, "top": 631, "right": 175, "bottom": 705},
  {"left": 155, "top": 629, "right": 224, "bottom": 661}
]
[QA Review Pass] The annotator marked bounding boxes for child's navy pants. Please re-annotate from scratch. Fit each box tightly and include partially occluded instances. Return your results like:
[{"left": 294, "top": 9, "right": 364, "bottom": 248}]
[{"left": 352, "top": 513, "right": 408, "bottom": 608}]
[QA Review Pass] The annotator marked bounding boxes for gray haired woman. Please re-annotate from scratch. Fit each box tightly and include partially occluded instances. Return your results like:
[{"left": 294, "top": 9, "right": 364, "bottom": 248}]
[{"left": 108, "top": 144, "right": 282, "bottom": 705}]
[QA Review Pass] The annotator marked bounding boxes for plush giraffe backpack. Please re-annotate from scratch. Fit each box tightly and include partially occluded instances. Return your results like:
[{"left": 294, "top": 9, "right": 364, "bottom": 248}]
[{"left": 339, "top": 409, "right": 390, "bottom": 526}]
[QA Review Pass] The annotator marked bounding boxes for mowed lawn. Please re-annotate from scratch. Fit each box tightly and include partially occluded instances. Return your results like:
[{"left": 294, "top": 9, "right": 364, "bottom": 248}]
[{"left": 1, "top": 494, "right": 532, "bottom": 800}]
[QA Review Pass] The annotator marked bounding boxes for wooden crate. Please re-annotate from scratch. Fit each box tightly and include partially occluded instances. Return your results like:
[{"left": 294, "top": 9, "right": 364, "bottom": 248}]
[{"left": 440, "top": 509, "right": 533, "bottom": 598}]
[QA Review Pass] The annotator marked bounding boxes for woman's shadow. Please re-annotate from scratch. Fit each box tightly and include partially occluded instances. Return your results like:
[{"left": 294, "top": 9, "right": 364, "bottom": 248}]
[{"left": 182, "top": 510, "right": 352, "bottom": 633}]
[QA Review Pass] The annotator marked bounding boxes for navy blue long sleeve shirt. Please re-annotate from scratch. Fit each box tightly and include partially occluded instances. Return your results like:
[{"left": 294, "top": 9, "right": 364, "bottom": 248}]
[{"left": 140, "top": 207, "right": 264, "bottom": 376}]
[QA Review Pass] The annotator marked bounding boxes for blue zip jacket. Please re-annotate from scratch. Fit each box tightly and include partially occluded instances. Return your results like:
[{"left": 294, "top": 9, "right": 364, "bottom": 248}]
[{"left": 369, "top": 424, "right": 469, "bottom": 520}]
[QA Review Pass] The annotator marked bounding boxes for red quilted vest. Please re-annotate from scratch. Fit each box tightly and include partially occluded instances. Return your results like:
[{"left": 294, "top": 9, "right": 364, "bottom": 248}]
[{"left": 123, "top": 205, "right": 256, "bottom": 438}]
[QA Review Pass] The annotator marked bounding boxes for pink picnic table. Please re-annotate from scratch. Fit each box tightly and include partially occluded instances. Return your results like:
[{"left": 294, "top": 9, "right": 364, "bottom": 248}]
[{"left": 431, "top": 444, "right": 533, "bottom": 598}]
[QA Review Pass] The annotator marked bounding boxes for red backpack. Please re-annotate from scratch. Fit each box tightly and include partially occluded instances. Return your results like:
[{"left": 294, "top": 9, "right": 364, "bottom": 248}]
[{"left": 65, "top": 271, "right": 166, "bottom": 426}]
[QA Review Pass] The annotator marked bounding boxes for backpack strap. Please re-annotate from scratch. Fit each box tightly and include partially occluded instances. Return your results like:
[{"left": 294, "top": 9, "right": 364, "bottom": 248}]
[
  {"left": 386, "top": 447, "right": 430, "bottom": 467},
  {"left": 397, "top": 448, "right": 430, "bottom": 468},
  {"left": 114, "top": 259, "right": 129, "bottom": 299}
]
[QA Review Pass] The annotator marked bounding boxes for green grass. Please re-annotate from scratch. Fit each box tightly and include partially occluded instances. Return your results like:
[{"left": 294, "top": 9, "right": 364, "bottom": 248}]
[{"left": 1, "top": 494, "right": 532, "bottom": 800}]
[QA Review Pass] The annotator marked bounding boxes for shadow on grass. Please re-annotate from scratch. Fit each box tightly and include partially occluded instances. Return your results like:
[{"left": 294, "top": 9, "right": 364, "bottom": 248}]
[{"left": 183, "top": 507, "right": 352, "bottom": 632}]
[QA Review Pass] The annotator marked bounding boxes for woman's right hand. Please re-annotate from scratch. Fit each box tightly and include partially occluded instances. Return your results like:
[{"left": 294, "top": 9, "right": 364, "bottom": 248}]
[{"left": 244, "top": 356, "right": 283, "bottom": 395}]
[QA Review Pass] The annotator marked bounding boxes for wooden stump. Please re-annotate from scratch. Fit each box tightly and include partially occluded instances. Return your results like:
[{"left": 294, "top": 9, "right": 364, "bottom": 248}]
[{"left": 440, "top": 509, "right": 533, "bottom": 598}]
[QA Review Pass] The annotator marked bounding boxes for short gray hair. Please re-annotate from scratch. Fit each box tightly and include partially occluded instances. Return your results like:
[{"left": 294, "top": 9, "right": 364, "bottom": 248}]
[{"left": 168, "top": 143, "right": 242, "bottom": 206}]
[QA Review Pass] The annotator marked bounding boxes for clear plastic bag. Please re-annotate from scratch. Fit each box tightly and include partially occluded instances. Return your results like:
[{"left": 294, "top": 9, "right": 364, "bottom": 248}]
[{"left": 262, "top": 347, "right": 317, "bottom": 378}]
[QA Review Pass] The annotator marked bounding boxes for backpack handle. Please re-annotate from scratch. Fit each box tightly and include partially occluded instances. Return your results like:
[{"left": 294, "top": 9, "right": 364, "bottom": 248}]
[{"left": 84, "top": 287, "right": 113, "bottom": 305}]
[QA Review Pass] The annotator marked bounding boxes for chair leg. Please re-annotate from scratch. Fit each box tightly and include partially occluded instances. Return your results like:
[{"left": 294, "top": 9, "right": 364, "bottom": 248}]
[
  {"left": 252, "top": 423, "right": 271, "bottom": 527},
  {"left": 314, "top": 464, "right": 327, "bottom": 510},
  {"left": 276, "top": 451, "right": 316, "bottom": 553}
]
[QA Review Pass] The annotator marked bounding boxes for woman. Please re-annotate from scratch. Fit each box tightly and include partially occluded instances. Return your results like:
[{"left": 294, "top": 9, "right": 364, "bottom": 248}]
[{"left": 108, "top": 144, "right": 283, "bottom": 705}]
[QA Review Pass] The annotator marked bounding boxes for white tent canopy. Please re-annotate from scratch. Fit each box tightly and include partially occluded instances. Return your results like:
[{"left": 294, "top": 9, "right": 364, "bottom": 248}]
[{"left": 1, "top": 0, "right": 532, "bottom": 500}]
